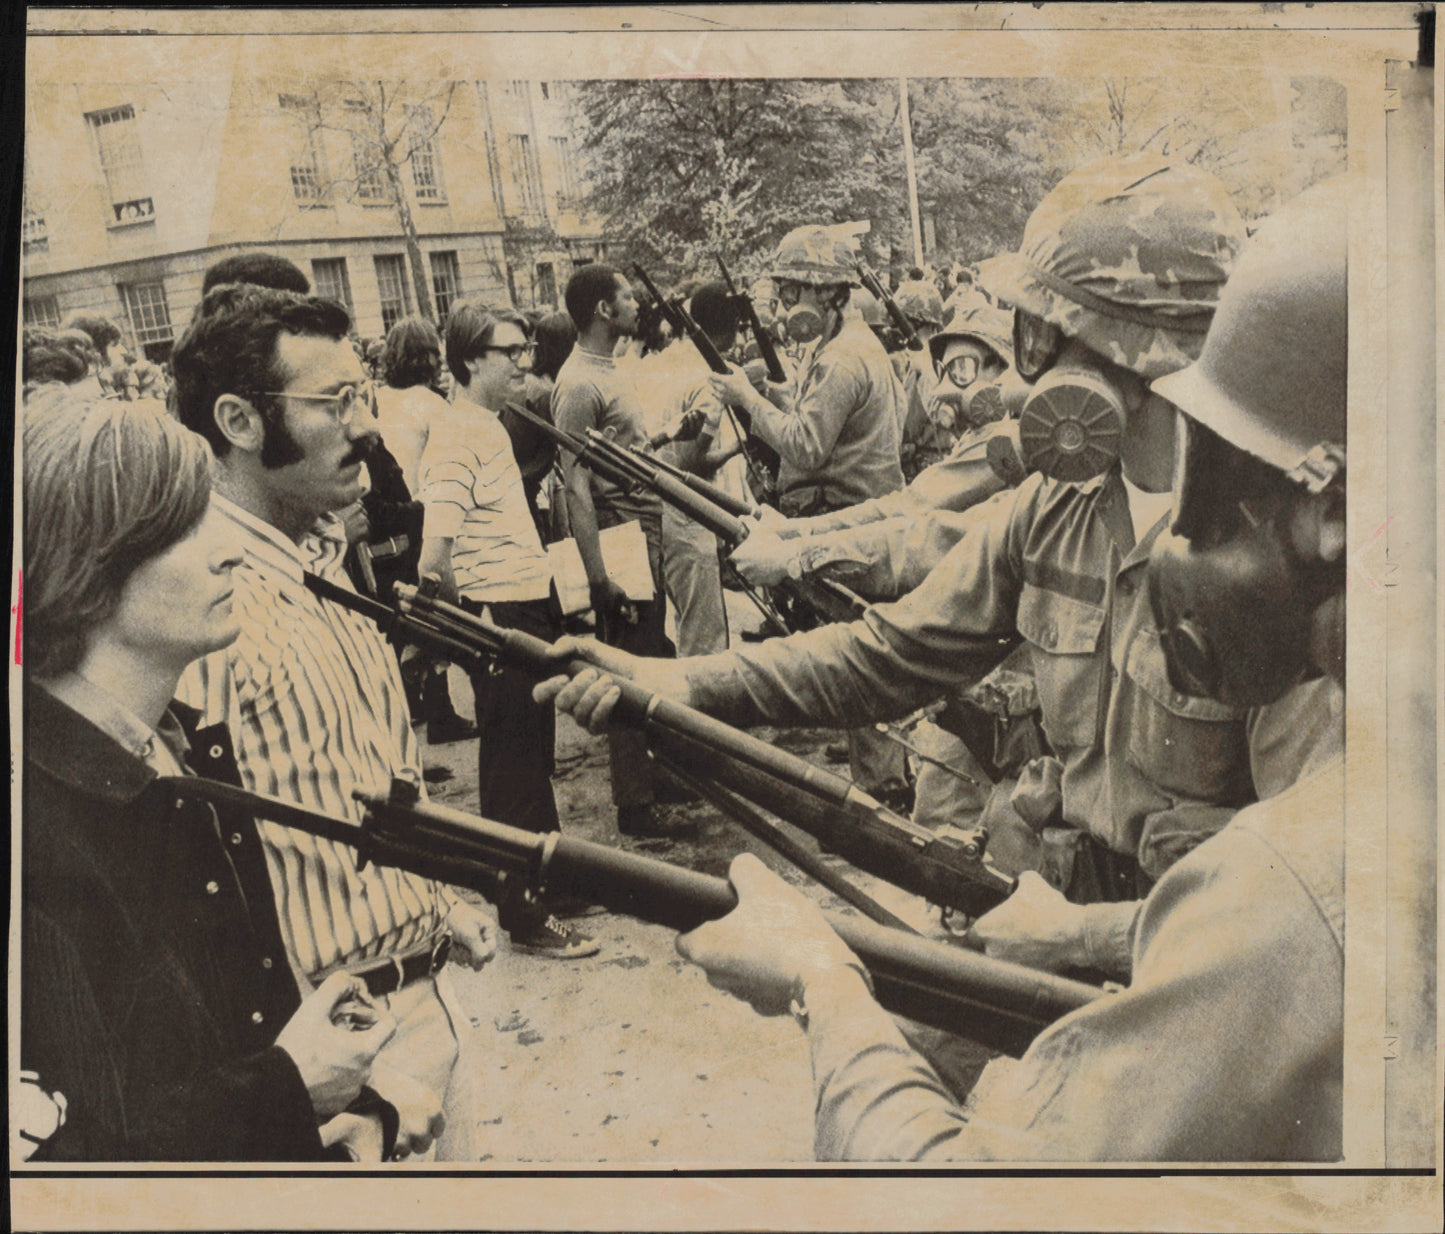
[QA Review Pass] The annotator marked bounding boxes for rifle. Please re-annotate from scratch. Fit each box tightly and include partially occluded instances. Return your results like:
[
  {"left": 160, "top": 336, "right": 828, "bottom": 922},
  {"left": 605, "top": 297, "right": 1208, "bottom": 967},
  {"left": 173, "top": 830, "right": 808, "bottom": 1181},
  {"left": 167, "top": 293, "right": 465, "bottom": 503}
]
[
  {"left": 632, "top": 264, "right": 730, "bottom": 375},
  {"left": 165, "top": 774, "right": 1103, "bottom": 1058},
  {"left": 716, "top": 255, "right": 787, "bottom": 385},
  {"left": 303, "top": 572, "right": 1020, "bottom": 925},
  {"left": 632, "top": 263, "right": 782, "bottom": 499},
  {"left": 504, "top": 401, "right": 865, "bottom": 634},
  {"left": 857, "top": 262, "right": 924, "bottom": 353}
]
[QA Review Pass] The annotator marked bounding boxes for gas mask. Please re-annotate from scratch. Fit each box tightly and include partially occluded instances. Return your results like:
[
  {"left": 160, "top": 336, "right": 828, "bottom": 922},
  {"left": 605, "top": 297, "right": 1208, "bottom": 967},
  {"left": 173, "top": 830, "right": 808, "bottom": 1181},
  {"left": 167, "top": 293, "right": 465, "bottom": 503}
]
[
  {"left": 1147, "top": 416, "right": 1344, "bottom": 708},
  {"left": 784, "top": 301, "right": 827, "bottom": 345},
  {"left": 1005, "top": 310, "right": 1132, "bottom": 483}
]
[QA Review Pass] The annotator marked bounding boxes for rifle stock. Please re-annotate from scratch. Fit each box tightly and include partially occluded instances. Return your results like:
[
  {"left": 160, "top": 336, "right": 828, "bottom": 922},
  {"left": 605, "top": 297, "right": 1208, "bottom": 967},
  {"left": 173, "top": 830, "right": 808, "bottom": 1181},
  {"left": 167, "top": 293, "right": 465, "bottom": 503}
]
[{"left": 165, "top": 775, "right": 1103, "bottom": 1057}]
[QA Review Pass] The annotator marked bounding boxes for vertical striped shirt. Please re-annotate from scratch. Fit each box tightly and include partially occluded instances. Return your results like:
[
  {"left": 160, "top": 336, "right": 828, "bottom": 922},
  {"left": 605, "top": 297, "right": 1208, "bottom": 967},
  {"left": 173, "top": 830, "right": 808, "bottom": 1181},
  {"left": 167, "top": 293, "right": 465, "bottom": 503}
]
[
  {"left": 176, "top": 495, "right": 450, "bottom": 980},
  {"left": 416, "top": 401, "right": 552, "bottom": 603}
]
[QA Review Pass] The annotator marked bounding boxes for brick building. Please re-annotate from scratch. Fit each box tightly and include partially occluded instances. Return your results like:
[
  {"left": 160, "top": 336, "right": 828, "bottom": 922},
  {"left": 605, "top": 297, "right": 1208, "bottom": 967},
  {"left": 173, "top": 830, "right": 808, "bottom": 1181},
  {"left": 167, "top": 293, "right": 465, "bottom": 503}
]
[{"left": 22, "top": 59, "right": 611, "bottom": 359}]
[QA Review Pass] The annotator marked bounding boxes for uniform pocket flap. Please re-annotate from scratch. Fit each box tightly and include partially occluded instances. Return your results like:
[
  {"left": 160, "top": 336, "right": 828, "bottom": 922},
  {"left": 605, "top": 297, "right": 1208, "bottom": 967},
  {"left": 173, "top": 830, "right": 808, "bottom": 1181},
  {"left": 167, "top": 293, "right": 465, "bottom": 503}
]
[
  {"left": 1017, "top": 582, "right": 1106, "bottom": 655},
  {"left": 1125, "top": 628, "right": 1246, "bottom": 721}
]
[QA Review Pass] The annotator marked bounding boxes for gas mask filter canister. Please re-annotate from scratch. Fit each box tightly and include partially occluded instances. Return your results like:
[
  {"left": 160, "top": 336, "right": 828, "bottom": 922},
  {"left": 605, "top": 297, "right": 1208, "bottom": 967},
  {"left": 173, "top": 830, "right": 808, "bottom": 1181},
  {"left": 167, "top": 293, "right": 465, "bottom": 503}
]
[
  {"left": 784, "top": 301, "right": 827, "bottom": 345},
  {"left": 1016, "top": 365, "right": 1126, "bottom": 483}
]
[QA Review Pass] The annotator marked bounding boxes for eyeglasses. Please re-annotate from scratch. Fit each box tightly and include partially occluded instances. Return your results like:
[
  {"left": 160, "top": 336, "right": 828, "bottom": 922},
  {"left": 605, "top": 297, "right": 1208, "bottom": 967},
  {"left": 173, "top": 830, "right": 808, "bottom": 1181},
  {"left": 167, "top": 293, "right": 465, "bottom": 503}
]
[
  {"left": 480, "top": 342, "right": 536, "bottom": 366},
  {"left": 254, "top": 380, "right": 377, "bottom": 426}
]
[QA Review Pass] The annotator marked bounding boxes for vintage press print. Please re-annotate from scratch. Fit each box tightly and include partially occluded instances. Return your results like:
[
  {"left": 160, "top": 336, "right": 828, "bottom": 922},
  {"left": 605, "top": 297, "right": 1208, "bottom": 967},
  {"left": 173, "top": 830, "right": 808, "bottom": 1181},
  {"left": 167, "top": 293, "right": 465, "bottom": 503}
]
[{"left": 9, "top": 4, "right": 1440, "bottom": 1231}]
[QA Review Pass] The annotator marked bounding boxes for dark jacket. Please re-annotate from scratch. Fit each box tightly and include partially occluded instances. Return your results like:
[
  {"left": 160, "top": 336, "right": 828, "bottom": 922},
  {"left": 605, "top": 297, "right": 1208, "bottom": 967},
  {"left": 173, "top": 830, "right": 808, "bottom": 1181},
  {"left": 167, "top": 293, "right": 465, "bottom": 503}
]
[{"left": 21, "top": 687, "right": 333, "bottom": 1161}]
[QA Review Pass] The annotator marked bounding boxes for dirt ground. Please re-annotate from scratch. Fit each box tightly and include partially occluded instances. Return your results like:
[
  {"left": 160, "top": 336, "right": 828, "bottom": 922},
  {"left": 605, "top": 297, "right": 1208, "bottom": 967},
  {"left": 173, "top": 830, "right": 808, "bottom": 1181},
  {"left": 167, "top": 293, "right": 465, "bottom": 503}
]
[{"left": 414, "top": 593, "right": 952, "bottom": 1164}]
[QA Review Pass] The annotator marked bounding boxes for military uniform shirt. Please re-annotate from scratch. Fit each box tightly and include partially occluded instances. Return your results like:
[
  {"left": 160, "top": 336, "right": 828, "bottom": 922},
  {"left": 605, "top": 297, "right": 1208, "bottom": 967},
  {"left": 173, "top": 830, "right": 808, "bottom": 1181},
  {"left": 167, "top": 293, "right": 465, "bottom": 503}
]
[{"left": 686, "top": 469, "right": 1327, "bottom": 880}]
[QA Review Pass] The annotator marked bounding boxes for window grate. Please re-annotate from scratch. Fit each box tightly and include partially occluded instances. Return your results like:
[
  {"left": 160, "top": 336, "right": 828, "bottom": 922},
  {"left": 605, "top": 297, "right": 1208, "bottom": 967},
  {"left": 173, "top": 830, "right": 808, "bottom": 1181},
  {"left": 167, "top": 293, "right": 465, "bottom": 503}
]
[
  {"left": 312, "top": 258, "right": 354, "bottom": 313},
  {"left": 429, "top": 251, "right": 461, "bottom": 324},
  {"left": 373, "top": 254, "right": 411, "bottom": 333}
]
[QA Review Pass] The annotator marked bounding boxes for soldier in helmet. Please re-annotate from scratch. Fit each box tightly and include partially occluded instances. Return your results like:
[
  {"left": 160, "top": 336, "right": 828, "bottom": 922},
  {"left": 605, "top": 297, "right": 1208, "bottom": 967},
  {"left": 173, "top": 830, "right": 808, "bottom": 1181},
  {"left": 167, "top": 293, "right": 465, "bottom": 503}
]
[
  {"left": 710, "top": 224, "right": 910, "bottom": 805},
  {"left": 543, "top": 156, "right": 1339, "bottom": 977},
  {"left": 555, "top": 174, "right": 1351, "bottom": 1165}
]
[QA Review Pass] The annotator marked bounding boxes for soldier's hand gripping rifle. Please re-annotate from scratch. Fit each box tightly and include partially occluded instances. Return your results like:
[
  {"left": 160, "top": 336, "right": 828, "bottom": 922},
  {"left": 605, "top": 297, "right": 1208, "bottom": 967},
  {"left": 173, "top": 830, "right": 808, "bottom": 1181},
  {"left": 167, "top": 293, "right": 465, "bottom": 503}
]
[
  {"left": 502, "top": 400, "right": 861, "bottom": 635},
  {"left": 162, "top": 774, "right": 1102, "bottom": 1057},
  {"left": 303, "top": 571, "right": 1020, "bottom": 926},
  {"left": 716, "top": 254, "right": 787, "bottom": 386},
  {"left": 857, "top": 262, "right": 924, "bottom": 353},
  {"left": 633, "top": 262, "right": 781, "bottom": 499}
]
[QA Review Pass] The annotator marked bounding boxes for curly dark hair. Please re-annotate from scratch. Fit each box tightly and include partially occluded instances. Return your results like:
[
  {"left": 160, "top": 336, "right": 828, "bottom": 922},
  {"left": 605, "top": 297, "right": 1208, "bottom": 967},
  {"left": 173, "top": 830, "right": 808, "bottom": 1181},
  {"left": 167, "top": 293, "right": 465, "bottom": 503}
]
[{"left": 170, "top": 284, "right": 351, "bottom": 458}]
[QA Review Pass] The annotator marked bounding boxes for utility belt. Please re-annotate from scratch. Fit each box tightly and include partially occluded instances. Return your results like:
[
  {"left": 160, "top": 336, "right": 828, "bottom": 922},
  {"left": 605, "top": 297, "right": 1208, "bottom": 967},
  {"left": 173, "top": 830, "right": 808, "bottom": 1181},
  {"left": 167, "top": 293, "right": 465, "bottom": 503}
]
[{"left": 342, "top": 930, "right": 452, "bottom": 999}]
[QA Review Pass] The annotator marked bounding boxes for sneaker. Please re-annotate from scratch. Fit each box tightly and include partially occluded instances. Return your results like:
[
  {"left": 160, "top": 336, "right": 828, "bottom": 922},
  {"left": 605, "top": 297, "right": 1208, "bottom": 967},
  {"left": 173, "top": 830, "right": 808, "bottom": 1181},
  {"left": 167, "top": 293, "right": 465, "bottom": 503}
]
[
  {"left": 510, "top": 915, "right": 600, "bottom": 960},
  {"left": 616, "top": 802, "right": 698, "bottom": 840}
]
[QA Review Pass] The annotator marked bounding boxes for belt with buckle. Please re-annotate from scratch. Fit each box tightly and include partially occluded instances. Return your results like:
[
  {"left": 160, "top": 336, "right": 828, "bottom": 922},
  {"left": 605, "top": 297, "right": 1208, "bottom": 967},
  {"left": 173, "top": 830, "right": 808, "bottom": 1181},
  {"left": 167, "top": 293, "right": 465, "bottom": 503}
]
[{"left": 352, "top": 932, "right": 451, "bottom": 998}]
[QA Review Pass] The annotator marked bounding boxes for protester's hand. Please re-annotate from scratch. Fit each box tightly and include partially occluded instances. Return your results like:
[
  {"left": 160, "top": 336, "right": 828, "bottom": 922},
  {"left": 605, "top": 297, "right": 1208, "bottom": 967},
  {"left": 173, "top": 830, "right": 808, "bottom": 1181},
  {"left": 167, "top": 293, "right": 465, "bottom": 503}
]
[
  {"left": 728, "top": 530, "right": 796, "bottom": 588},
  {"left": 367, "top": 1061, "right": 446, "bottom": 1160},
  {"left": 964, "top": 871, "right": 1090, "bottom": 973},
  {"left": 276, "top": 972, "right": 396, "bottom": 1119},
  {"left": 677, "top": 854, "right": 864, "bottom": 1016},
  {"left": 709, "top": 367, "right": 758, "bottom": 411},
  {"left": 446, "top": 901, "right": 499, "bottom": 971},
  {"left": 338, "top": 500, "right": 371, "bottom": 546},
  {"left": 319, "top": 1111, "right": 387, "bottom": 1162},
  {"left": 588, "top": 577, "right": 638, "bottom": 640}
]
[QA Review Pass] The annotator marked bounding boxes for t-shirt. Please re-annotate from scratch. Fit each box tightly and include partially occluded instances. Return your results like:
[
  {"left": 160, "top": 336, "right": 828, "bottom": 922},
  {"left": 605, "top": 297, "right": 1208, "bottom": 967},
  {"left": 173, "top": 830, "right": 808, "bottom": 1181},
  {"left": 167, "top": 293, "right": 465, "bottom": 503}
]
[{"left": 417, "top": 402, "right": 552, "bottom": 603}]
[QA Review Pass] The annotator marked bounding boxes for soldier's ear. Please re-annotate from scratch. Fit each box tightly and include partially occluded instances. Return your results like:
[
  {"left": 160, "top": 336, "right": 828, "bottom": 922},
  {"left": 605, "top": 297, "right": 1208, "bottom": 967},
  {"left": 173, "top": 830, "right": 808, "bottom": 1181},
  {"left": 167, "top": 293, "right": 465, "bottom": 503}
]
[{"left": 213, "top": 394, "right": 266, "bottom": 454}]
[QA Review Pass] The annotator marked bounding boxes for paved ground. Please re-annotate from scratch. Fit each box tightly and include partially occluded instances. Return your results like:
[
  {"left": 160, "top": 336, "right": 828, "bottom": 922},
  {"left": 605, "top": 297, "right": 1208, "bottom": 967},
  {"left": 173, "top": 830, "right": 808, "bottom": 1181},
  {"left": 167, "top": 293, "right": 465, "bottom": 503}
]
[{"left": 413, "top": 594, "right": 940, "bottom": 1163}]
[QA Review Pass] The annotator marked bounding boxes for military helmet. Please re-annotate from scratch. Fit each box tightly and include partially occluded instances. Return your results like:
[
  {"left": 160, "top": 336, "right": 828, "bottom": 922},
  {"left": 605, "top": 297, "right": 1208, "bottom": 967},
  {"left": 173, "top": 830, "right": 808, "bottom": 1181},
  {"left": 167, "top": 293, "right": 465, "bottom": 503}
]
[
  {"left": 928, "top": 300, "right": 1014, "bottom": 371},
  {"left": 1152, "top": 178, "right": 1345, "bottom": 478},
  {"left": 894, "top": 280, "right": 944, "bottom": 328},
  {"left": 770, "top": 226, "right": 860, "bottom": 287},
  {"left": 977, "top": 154, "right": 1247, "bottom": 379}
]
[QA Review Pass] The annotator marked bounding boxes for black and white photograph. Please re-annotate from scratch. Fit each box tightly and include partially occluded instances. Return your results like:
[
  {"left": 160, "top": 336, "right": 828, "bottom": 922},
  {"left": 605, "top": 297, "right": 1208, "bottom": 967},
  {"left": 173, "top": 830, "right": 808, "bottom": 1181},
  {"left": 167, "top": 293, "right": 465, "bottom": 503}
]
[{"left": 8, "top": 5, "right": 1439, "bottom": 1231}]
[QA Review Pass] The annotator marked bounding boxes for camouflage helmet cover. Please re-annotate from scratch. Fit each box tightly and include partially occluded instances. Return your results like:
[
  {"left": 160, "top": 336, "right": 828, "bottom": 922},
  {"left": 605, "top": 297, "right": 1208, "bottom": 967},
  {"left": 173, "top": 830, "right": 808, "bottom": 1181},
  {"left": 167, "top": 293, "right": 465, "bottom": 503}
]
[
  {"left": 977, "top": 154, "right": 1246, "bottom": 379},
  {"left": 894, "top": 279, "right": 944, "bottom": 328},
  {"left": 770, "top": 226, "right": 861, "bottom": 287},
  {"left": 928, "top": 299, "right": 1014, "bottom": 370}
]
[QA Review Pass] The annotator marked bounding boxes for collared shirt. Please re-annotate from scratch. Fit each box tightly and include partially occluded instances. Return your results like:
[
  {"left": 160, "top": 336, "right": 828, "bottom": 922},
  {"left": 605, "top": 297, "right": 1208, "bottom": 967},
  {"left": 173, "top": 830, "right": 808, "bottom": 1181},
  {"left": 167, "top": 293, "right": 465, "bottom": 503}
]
[
  {"left": 417, "top": 401, "right": 551, "bottom": 603},
  {"left": 804, "top": 753, "right": 1344, "bottom": 1161},
  {"left": 747, "top": 316, "right": 905, "bottom": 513},
  {"left": 687, "top": 471, "right": 1328, "bottom": 880},
  {"left": 177, "top": 494, "right": 448, "bottom": 980},
  {"left": 40, "top": 673, "right": 189, "bottom": 776}
]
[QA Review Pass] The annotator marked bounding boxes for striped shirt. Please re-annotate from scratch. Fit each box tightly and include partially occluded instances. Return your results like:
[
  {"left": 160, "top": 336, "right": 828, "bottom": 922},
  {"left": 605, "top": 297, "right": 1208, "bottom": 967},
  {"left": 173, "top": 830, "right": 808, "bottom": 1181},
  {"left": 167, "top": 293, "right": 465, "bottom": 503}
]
[
  {"left": 176, "top": 495, "right": 450, "bottom": 980},
  {"left": 417, "top": 401, "right": 551, "bottom": 603}
]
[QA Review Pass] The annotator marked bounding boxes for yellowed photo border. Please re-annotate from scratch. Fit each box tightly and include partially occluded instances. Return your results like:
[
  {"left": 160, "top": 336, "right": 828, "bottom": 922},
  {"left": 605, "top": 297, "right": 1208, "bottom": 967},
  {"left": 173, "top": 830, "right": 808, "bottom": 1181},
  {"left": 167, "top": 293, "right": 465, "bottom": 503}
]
[{"left": 10, "top": 4, "right": 1441, "bottom": 1231}]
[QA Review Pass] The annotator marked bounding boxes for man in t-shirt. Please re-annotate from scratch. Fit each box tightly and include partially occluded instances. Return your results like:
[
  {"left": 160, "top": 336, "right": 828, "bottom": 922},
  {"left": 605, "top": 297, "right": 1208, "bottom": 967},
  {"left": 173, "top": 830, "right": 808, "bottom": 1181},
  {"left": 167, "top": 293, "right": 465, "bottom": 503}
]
[
  {"left": 552, "top": 265, "right": 691, "bottom": 840},
  {"left": 417, "top": 302, "right": 598, "bottom": 960}
]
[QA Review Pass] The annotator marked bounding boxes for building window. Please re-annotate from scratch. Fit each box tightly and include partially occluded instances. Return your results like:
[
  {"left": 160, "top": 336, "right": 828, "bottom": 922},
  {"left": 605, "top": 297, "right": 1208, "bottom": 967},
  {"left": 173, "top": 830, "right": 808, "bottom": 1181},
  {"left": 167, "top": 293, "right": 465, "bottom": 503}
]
[
  {"left": 408, "top": 108, "right": 446, "bottom": 203},
  {"left": 429, "top": 251, "right": 461, "bottom": 323},
  {"left": 312, "top": 257, "right": 354, "bottom": 313},
  {"left": 119, "top": 281, "right": 174, "bottom": 361},
  {"left": 549, "top": 135, "right": 580, "bottom": 209},
  {"left": 86, "top": 104, "right": 155, "bottom": 225},
  {"left": 539, "top": 82, "right": 550, "bottom": 101},
  {"left": 23, "top": 295, "right": 62, "bottom": 329},
  {"left": 279, "top": 93, "right": 327, "bottom": 205},
  {"left": 22, "top": 212, "right": 49, "bottom": 256},
  {"left": 374, "top": 254, "right": 412, "bottom": 332},
  {"left": 507, "top": 133, "right": 543, "bottom": 216}
]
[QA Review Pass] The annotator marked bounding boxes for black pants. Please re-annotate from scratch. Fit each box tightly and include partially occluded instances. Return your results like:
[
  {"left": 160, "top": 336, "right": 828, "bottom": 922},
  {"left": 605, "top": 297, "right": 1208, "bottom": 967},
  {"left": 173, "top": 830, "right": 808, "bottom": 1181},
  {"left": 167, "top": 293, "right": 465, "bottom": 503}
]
[{"left": 461, "top": 594, "right": 560, "bottom": 933}]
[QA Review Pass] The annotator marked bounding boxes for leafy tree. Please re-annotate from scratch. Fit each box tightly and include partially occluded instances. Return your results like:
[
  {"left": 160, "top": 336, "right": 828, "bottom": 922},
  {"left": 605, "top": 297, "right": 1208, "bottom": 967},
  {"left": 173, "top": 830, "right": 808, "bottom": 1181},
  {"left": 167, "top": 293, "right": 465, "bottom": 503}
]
[{"left": 571, "top": 78, "right": 911, "bottom": 284}]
